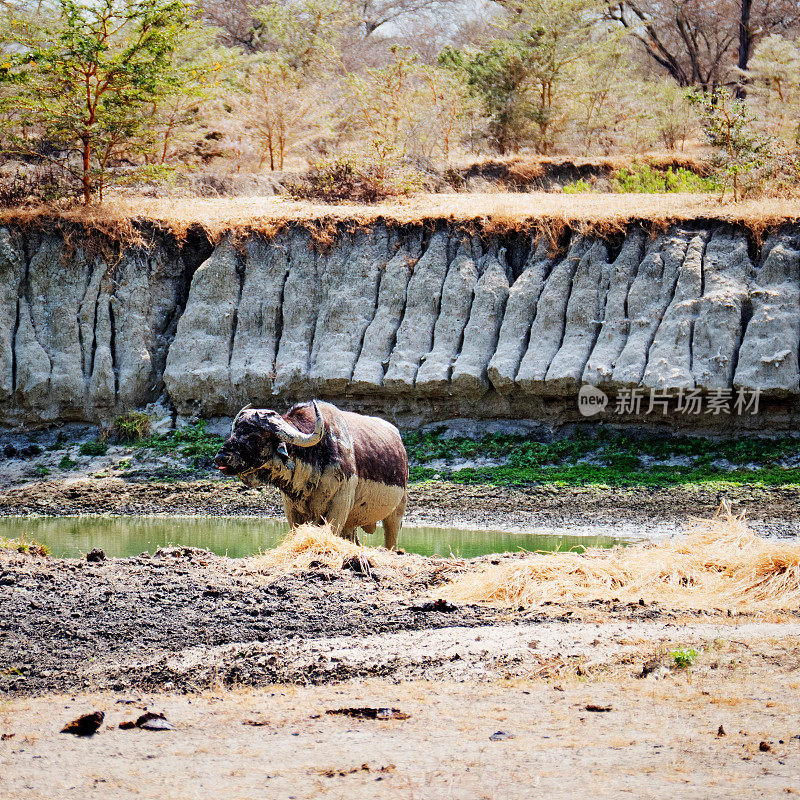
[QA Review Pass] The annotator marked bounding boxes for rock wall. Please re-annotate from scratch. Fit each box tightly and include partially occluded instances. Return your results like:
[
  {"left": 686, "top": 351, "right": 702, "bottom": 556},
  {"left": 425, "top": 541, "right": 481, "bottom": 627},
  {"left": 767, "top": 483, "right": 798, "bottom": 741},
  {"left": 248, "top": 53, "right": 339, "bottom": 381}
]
[{"left": 2, "top": 220, "right": 800, "bottom": 430}]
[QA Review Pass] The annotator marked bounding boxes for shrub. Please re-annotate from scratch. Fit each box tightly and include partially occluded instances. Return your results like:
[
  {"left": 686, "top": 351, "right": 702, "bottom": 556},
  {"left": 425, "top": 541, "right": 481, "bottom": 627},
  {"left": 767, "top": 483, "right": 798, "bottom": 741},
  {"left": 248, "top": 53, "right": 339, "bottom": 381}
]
[
  {"left": 79, "top": 441, "right": 108, "bottom": 457},
  {"left": 687, "top": 89, "right": 769, "bottom": 200},
  {"left": 113, "top": 411, "right": 152, "bottom": 442},
  {"left": 671, "top": 647, "right": 699, "bottom": 668},
  {"left": 0, "top": 536, "right": 49, "bottom": 556},
  {"left": 611, "top": 163, "right": 715, "bottom": 193},
  {"left": 289, "top": 152, "right": 431, "bottom": 203},
  {"left": 58, "top": 454, "right": 78, "bottom": 470},
  {"left": 138, "top": 420, "right": 223, "bottom": 465},
  {"left": 563, "top": 178, "right": 592, "bottom": 193}
]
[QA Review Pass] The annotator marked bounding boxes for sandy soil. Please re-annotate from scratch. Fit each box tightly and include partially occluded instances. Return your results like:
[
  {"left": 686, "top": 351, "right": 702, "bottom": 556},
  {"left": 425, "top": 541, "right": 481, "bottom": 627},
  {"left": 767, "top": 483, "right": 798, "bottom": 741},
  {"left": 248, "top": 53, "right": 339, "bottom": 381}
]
[
  {"left": 2, "top": 636, "right": 800, "bottom": 800},
  {"left": 3, "top": 521, "right": 800, "bottom": 797}
]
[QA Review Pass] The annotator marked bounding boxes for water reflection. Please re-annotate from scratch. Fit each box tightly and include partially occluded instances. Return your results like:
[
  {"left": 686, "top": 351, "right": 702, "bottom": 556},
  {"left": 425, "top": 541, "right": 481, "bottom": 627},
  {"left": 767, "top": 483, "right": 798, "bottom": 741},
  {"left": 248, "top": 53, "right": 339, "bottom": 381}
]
[{"left": 0, "top": 516, "right": 630, "bottom": 559}]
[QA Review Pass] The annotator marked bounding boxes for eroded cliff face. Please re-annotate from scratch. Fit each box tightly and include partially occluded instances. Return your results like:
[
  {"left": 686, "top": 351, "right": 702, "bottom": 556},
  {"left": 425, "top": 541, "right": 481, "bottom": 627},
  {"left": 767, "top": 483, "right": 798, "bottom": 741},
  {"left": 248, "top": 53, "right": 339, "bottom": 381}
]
[{"left": 2, "top": 220, "right": 799, "bottom": 429}]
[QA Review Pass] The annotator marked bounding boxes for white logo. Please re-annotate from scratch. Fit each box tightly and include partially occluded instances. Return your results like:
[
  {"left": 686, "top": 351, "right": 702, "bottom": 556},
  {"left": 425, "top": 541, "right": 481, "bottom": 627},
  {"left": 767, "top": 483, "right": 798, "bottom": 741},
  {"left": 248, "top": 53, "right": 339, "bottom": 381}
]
[{"left": 578, "top": 385, "right": 608, "bottom": 417}]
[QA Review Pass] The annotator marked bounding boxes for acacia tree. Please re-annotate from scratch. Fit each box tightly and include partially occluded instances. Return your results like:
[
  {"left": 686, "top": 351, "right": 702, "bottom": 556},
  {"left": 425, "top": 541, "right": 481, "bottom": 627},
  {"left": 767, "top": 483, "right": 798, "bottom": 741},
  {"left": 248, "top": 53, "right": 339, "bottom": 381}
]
[
  {"left": 138, "top": 21, "right": 231, "bottom": 167},
  {"left": 607, "top": 0, "right": 800, "bottom": 92},
  {"left": 342, "top": 46, "right": 473, "bottom": 165},
  {"left": 441, "top": 0, "right": 615, "bottom": 153},
  {"left": 239, "top": 0, "right": 348, "bottom": 170},
  {"left": 0, "top": 0, "right": 194, "bottom": 203}
]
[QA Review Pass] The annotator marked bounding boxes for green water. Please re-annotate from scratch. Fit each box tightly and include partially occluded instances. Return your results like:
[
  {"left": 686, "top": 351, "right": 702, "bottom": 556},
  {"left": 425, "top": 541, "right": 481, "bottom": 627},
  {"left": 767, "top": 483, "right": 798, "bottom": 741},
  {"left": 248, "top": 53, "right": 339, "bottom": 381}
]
[{"left": 0, "top": 516, "right": 630, "bottom": 559}]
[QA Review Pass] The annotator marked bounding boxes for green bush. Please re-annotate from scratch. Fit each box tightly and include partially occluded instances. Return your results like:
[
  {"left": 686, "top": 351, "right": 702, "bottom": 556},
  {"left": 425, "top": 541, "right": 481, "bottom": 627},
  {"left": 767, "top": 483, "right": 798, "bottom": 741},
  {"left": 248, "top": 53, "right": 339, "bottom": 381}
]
[
  {"left": 138, "top": 420, "right": 223, "bottom": 465},
  {"left": 611, "top": 164, "right": 715, "bottom": 193},
  {"left": 58, "top": 454, "right": 78, "bottom": 470},
  {"left": 113, "top": 411, "right": 152, "bottom": 442},
  {"left": 563, "top": 178, "right": 592, "bottom": 194},
  {"left": 79, "top": 440, "right": 108, "bottom": 457},
  {"left": 0, "top": 536, "right": 49, "bottom": 556},
  {"left": 671, "top": 647, "right": 699, "bottom": 668},
  {"left": 401, "top": 428, "right": 800, "bottom": 488}
]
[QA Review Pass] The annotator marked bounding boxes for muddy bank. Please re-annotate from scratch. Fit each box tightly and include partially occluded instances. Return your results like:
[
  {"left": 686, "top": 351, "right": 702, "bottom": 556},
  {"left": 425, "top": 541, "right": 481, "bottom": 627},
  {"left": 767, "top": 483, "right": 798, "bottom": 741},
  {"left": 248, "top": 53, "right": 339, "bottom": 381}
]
[
  {"left": 1, "top": 476, "right": 799, "bottom": 537},
  {"left": 3, "top": 543, "right": 798, "bottom": 698},
  {"left": 0, "top": 546, "right": 499, "bottom": 696}
]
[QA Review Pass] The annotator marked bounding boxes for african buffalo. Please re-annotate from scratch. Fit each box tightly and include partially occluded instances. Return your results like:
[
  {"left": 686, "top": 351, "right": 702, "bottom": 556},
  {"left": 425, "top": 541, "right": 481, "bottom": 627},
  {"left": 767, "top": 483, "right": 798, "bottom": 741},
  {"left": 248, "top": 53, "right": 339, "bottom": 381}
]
[{"left": 214, "top": 400, "right": 408, "bottom": 549}]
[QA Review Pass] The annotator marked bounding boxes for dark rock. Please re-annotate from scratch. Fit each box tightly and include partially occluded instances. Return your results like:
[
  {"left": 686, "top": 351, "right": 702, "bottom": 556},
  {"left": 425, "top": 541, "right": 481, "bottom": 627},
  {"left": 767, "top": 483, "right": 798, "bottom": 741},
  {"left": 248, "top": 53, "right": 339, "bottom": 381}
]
[
  {"left": 326, "top": 707, "right": 410, "bottom": 720},
  {"left": 61, "top": 711, "right": 104, "bottom": 736},
  {"left": 119, "top": 712, "right": 174, "bottom": 731},
  {"left": 411, "top": 599, "right": 458, "bottom": 613},
  {"left": 342, "top": 554, "right": 372, "bottom": 577},
  {"left": 86, "top": 549, "right": 106, "bottom": 563}
]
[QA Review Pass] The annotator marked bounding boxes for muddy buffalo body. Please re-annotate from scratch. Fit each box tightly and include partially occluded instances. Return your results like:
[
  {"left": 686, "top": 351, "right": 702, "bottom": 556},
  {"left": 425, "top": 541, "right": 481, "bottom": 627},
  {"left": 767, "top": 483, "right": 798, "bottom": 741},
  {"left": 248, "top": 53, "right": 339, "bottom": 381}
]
[{"left": 214, "top": 400, "right": 408, "bottom": 549}]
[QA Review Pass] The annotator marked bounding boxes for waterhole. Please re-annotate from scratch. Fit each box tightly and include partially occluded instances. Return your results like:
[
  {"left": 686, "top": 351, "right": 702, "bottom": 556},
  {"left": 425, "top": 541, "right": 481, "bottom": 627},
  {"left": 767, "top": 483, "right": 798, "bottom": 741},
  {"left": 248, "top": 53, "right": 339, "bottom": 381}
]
[{"left": 0, "top": 516, "right": 636, "bottom": 559}]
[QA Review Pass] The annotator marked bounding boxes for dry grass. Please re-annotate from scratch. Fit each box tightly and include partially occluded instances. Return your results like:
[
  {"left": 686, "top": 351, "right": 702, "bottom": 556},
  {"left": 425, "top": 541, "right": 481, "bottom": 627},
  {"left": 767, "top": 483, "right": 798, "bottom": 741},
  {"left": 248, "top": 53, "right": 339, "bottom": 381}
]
[
  {"left": 445, "top": 147, "right": 712, "bottom": 172},
  {"left": 0, "top": 536, "right": 49, "bottom": 556},
  {"left": 247, "top": 522, "right": 448, "bottom": 582},
  {"left": 4, "top": 192, "right": 800, "bottom": 244},
  {"left": 444, "top": 506, "right": 800, "bottom": 612}
]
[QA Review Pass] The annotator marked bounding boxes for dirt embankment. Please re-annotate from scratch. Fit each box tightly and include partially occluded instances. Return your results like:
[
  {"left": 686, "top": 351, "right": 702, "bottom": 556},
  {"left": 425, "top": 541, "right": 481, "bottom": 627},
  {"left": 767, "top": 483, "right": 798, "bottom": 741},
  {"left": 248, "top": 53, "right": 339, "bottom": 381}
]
[
  {"left": 3, "top": 542, "right": 800, "bottom": 698},
  {"left": 4, "top": 210, "right": 800, "bottom": 432}
]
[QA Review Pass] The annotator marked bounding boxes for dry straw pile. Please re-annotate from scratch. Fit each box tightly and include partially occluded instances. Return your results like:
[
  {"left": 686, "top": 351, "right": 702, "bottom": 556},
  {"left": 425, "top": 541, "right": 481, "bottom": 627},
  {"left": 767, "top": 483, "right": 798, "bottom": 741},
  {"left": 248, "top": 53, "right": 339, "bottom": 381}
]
[
  {"left": 249, "top": 522, "right": 443, "bottom": 581},
  {"left": 444, "top": 507, "right": 800, "bottom": 612}
]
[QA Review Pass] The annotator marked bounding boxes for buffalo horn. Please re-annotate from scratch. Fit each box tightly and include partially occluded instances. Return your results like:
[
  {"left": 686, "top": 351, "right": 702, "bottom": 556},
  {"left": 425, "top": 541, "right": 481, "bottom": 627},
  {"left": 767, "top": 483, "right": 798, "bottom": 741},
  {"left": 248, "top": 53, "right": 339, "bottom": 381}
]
[
  {"left": 269, "top": 401, "right": 324, "bottom": 447},
  {"left": 232, "top": 403, "right": 253, "bottom": 428}
]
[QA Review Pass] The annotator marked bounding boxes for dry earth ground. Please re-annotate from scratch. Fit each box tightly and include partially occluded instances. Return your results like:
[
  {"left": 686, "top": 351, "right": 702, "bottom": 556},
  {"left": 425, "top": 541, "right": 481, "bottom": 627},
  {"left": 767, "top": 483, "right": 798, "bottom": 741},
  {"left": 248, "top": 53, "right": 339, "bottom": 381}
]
[
  {"left": 6, "top": 193, "right": 800, "bottom": 242},
  {"left": 2, "top": 633, "right": 800, "bottom": 800}
]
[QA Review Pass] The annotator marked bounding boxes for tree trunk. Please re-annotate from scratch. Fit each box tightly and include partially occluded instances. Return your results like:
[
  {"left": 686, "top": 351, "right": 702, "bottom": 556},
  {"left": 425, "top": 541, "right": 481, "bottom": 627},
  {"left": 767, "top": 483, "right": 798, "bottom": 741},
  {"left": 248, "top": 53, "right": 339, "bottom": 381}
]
[
  {"left": 82, "top": 135, "right": 92, "bottom": 205},
  {"left": 736, "top": 0, "right": 754, "bottom": 99}
]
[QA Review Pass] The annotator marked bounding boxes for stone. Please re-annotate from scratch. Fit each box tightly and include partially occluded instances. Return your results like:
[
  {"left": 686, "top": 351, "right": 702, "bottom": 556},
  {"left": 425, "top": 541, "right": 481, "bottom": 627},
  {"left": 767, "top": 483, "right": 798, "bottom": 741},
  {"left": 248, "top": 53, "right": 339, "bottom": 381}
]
[
  {"left": 415, "top": 237, "right": 478, "bottom": 395},
  {"left": 516, "top": 236, "right": 588, "bottom": 393},
  {"left": 642, "top": 232, "right": 708, "bottom": 391},
  {"left": 582, "top": 230, "right": 645, "bottom": 387},
  {"left": 451, "top": 247, "right": 510, "bottom": 396},
  {"left": 164, "top": 236, "right": 242, "bottom": 414},
  {"left": 229, "top": 234, "right": 290, "bottom": 405},
  {"left": 612, "top": 228, "right": 691, "bottom": 387},
  {"left": 351, "top": 236, "right": 419, "bottom": 390},
  {"left": 692, "top": 230, "right": 754, "bottom": 391},
  {"left": 488, "top": 238, "right": 552, "bottom": 394},
  {"left": 310, "top": 228, "right": 386, "bottom": 393},
  {"left": 383, "top": 230, "right": 449, "bottom": 393},
  {"left": 545, "top": 240, "right": 611, "bottom": 396},
  {"left": 273, "top": 229, "right": 320, "bottom": 397},
  {"left": 734, "top": 231, "right": 800, "bottom": 396}
]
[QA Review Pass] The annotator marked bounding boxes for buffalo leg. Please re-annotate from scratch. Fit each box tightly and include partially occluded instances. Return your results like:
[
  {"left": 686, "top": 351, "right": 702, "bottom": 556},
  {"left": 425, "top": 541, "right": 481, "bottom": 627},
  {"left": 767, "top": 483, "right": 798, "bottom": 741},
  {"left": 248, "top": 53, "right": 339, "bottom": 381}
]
[
  {"left": 282, "top": 497, "right": 304, "bottom": 530},
  {"left": 341, "top": 526, "right": 361, "bottom": 545},
  {"left": 382, "top": 490, "right": 407, "bottom": 550},
  {"left": 322, "top": 482, "right": 357, "bottom": 540}
]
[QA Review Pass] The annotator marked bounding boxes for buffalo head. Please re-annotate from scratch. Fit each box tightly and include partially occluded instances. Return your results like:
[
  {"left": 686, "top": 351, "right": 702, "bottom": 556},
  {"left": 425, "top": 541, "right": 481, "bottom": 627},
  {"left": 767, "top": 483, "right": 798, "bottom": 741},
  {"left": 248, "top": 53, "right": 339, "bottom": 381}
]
[{"left": 214, "top": 401, "right": 324, "bottom": 487}]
